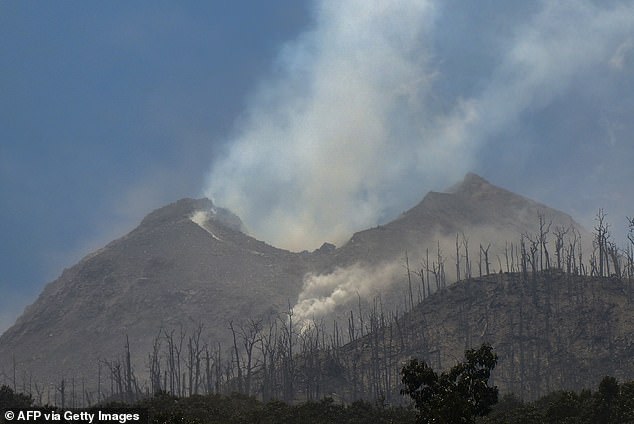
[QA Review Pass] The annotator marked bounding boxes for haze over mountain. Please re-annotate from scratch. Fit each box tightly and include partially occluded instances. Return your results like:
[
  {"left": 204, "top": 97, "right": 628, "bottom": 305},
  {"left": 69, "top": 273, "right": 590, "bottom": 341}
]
[
  {"left": 330, "top": 172, "right": 583, "bottom": 266},
  {"left": 0, "top": 197, "right": 315, "bottom": 386},
  {"left": 0, "top": 174, "right": 592, "bottom": 392},
  {"left": 321, "top": 271, "right": 634, "bottom": 402},
  {"left": 3, "top": 1, "right": 634, "bottom": 340},
  {"left": 293, "top": 173, "right": 590, "bottom": 322}
]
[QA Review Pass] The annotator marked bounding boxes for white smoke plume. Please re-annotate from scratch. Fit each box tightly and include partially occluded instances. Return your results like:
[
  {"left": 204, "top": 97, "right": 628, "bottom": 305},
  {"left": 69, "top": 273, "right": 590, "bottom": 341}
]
[
  {"left": 204, "top": 0, "right": 469, "bottom": 251},
  {"left": 292, "top": 204, "right": 593, "bottom": 324},
  {"left": 294, "top": 261, "right": 402, "bottom": 323},
  {"left": 204, "top": 0, "right": 634, "bottom": 253}
]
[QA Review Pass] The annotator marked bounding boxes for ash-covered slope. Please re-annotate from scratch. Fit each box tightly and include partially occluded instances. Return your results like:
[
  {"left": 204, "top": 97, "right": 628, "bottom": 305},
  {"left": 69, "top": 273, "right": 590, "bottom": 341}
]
[
  {"left": 0, "top": 173, "right": 592, "bottom": 393},
  {"left": 0, "top": 198, "right": 315, "bottom": 387},
  {"left": 332, "top": 173, "right": 588, "bottom": 267},
  {"left": 329, "top": 271, "right": 634, "bottom": 401},
  {"left": 290, "top": 173, "right": 591, "bottom": 326}
]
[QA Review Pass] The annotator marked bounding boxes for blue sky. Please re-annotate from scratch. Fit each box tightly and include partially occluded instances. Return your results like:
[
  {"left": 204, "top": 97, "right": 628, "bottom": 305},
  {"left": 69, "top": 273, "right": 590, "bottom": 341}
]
[
  {"left": 2, "top": 0, "right": 634, "bottom": 333},
  {"left": 0, "top": 1, "right": 311, "bottom": 330}
]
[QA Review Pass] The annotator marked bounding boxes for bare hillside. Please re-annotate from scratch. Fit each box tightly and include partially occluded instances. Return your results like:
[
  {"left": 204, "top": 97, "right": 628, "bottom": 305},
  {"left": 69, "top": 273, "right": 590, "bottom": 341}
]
[
  {"left": 0, "top": 198, "right": 316, "bottom": 390},
  {"left": 325, "top": 271, "right": 634, "bottom": 402},
  {"left": 0, "top": 174, "right": 597, "bottom": 401}
]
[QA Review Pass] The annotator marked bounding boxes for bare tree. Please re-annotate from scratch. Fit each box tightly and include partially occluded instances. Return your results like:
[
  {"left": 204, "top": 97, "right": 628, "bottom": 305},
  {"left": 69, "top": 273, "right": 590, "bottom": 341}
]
[
  {"left": 228, "top": 320, "right": 244, "bottom": 393},
  {"left": 480, "top": 243, "right": 491, "bottom": 276},
  {"left": 626, "top": 217, "right": 634, "bottom": 286},
  {"left": 164, "top": 327, "right": 185, "bottom": 396},
  {"left": 347, "top": 309, "right": 357, "bottom": 342},
  {"left": 57, "top": 378, "right": 66, "bottom": 409},
  {"left": 607, "top": 240, "right": 621, "bottom": 279},
  {"left": 258, "top": 319, "right": 279, "bottom": 401},
  {"left": 97, "top": 360, "right": 102, "bottom": 403},
  {"left": 239, "top": 319, "right": 263, "bottom": 396},
  {"left": 553, "top": 226, "right": 569, "bottom": 270},
  {"left": 148, "top": 329, "right": 162, "bottom": 395},
  {"left": 538, "top": 212, "right": 552, "bottom": 271},
  {"left": 462, "top": 233, "right": 472, "bottom": 280},
  {"left": 103, "top": 357, "right": 123, "bottom": 401},
  {"left": 279, "top": 303, "right": 297, "bottom": 402},
  {"left": 185, "top": 323, "right": 204, "bottom": 395},
  {"left": 594, "top": 209, "right": 610, "bottom": 277},
  {"left": 413, "top": 265, "right": 426, "bottom": 302},
  {"left": 456, "top": 233, "right": 461, "bottom": 282},
  {"left": 207, "top": 342, "right": 222, "bottom": 394},
  {"left": 403, "top": 251, "right": 415, "bottom": 312},
  {"left": 124, "top": 335, "right": 136, "bottom": 402}
]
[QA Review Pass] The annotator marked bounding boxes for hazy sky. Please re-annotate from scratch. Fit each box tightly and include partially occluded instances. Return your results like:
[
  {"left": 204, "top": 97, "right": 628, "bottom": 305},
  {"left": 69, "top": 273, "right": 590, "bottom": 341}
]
[{"left": 2, "top": 0, "right": 633, "bottom": 333}]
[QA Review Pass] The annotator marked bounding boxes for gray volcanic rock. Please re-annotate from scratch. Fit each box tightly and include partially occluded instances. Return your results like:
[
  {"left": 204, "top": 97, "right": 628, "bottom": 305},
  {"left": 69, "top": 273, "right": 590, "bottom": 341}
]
[
  {"left": 331, "top": 173, "right": 589, "bottom": 268},
  {"left": 0, "top": 198, "right": 314, "bottom": 388},
  {"left": 326, "top": 271, "right": 634, "bottom": 401},
  {"left": 0, "top": 173, "right": 592, "bottom": 393}
]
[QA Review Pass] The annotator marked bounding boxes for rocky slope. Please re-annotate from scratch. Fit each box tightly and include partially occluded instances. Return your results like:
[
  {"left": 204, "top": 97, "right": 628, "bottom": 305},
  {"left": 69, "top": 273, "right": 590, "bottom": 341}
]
[
  {"left": 0, "top": 173, "right": 592, "bottom": 394},
  {"left": 332, "top": 173, "right": 587, "bottom": 267},
  {"left": 0, "top": 198, "right": 315, "bottom": 388},
  {"left": 327, "top": 271, "right": 634, "bottom": 402}
]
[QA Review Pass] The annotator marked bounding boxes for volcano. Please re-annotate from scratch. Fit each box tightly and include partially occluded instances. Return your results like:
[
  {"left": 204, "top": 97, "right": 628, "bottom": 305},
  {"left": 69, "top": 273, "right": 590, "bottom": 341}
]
[{"left": 0, "top": 174, "right": 590, "bottom": 396}]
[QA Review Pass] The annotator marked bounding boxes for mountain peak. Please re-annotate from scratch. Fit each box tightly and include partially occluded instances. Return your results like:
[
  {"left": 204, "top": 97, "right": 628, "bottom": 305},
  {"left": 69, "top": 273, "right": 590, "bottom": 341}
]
[
  {"left": 138, "top": 198, "right": 244, "bottom": 232},
  {"left": 139, "top": 198, "right": 214, "bottom": 227},
  {"left": 0, "top": 174, "right": 592, "bottom": 397},
  {"left": 446, "top": 172, "right": 492, "bottom": 194}
]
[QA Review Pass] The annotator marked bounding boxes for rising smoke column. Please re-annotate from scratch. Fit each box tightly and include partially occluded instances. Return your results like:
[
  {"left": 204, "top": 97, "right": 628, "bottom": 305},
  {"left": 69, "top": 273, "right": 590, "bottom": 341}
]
[
  {"left": 203, "top": 0, "right": 474, "bottom": 251},
  {"left": 204, "top": 0, "right": 634, "bottom": 253},
  {"left": 294, "top": 261, "right": 403, "bottom": 323},
  {"left": 204, "top": 0, "right": 634, "bottom": 324}
]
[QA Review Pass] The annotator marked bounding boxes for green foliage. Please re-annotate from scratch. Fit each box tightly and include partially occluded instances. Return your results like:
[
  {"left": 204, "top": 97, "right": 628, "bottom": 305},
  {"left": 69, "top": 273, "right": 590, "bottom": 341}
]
[
  {"left": 401, "top": 343, "right": 499, "bottom": 423},
  {"left": 4, "top": 372, "right": 634, "bottom": 423},
  {"left": 592, "top": 376, "right": 619, "bottom": 423},
  {"left": 0, "top": 385, "right": 33, "bottom": 409},
  {"left": 479, "top": 393, "right": 541, "bottom": 424},
  {"left": 541, "top": 391, "right": 585, "bottom": 423},
  {"left": 0, "top": 384, "right": 415, "bottom": 424},
  {"left": 134, "top": 392, "right": 415, "bottom": 424},
  {"left": 619, "top": 381, "right": 634, "bottom": 423},
  {"left": 479, "top": 376, "right": 634, "bottom": 424}
]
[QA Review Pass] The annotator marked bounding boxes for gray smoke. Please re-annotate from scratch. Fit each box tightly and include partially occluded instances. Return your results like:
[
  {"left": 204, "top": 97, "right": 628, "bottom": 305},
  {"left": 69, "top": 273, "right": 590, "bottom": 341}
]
[
  {"left": 204, "top": 0, "right": 634, "bottom": 251},
  {"left": 204, "top": 0, "right": 470, "bottom": 250},
  {"left": 294, "top": 261, "right": 402, "bottom": 323}
]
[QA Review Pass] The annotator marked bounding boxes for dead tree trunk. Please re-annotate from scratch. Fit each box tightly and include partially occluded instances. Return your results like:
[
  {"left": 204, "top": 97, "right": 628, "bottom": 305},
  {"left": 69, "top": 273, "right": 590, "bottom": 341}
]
[
  {"left": 594, "top": 209, "right": 610, "bottom": 277},
  {"left": 228, "top": 320, "right": 244, "bottom": 394}
]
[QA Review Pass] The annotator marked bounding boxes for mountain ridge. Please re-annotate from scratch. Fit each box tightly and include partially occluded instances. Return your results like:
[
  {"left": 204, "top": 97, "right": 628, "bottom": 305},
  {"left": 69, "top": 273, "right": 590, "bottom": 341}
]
[
  {"left": 330, "top": 173, "right": 586, "bottom": 269},
  {"left": 321, "top": 270, "right": 634, "bottom": 402},
  {"left": 0, "top": 173, "right": 593, "bottom": 395}
]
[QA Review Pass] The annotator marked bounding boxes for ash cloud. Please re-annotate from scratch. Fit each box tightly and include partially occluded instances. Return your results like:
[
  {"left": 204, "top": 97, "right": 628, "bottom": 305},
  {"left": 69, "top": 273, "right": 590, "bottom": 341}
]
[
  {"left": 204, "top": 0, "right": 472, "bottom": 251},
  {"left": 204, "top": 0, "right": 634, "bottom": 252},
  {"left": 294, "top": 261, "right": 402, "bottom": 323},
  {"left": 293, "top": 214, "right": 591, "bottom": 324}
]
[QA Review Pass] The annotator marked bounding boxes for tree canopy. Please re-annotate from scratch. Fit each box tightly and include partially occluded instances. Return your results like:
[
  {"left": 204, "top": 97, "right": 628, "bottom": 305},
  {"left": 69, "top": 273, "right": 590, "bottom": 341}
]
[{"left": 401, "top": 343, "right": 499, "bottom": 423}]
